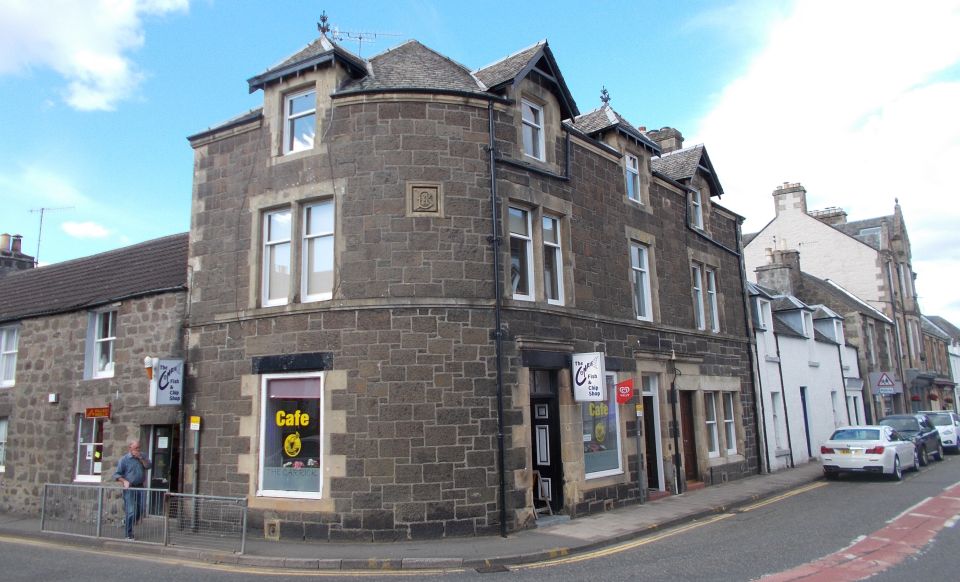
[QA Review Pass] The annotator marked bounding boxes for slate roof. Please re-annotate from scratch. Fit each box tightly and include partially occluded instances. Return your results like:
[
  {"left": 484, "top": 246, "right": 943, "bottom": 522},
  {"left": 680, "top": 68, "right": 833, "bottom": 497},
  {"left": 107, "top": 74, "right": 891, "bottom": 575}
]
[
  {"left": 571, "top": 104, "right": 660, "bottom": 153},
  {"left": 338, "top": 40, "right": 486, "bottom": 96},
  {"left": 652, "top": 145, "right": 703, "bottom": 181},
  {"left": 771, "top": 295, "right": 810, "bottom": 312},
  {"left": 474, "top": 42, "right": 544, "bottom": 89},
  {"left": 922, "top": 315, "right": 952, "bottom": 341},
  {"left": 772, "top": 315, "right": 805, "bottom": 339},
  {"left": 248, "top": 35, "right": 368, "bottom": 92},
  {"left": 804, "top": 274, "right": 892, "bottom": 323},
  {"left": 473, "top": 40, "right": 578, "bottom": 118},
  {"left": 926, "top": 315, "right": 960, "bottom": 341},
  {"left": 0, "top": 233, "right": 188, "bottom": 324}
]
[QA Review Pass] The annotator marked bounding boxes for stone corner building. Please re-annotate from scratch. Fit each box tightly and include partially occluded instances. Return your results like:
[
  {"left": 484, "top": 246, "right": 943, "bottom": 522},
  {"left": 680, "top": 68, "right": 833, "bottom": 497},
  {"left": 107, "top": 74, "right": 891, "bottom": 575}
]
[
  {"left": 0, "top": 234, "right": 188, "bottom": 513},
  {"left": 184, "top": 32, "right": 757, "bottom": 541}
]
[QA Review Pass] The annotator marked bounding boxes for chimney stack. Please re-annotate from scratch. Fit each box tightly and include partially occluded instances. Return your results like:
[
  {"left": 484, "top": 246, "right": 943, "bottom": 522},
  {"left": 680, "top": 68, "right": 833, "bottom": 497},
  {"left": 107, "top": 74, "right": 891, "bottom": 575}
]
[
  {"left": 0, "top": 233, "right": 36, "bottom": 275},
  {"left": 647, "top": 127, "right": 684, "bottom": 153},
  {"left": 755, "top": 249, "right": 803, "bottom": 296},
  {"left": 772, "top": 182, "right": 808, "bottom": 217}
]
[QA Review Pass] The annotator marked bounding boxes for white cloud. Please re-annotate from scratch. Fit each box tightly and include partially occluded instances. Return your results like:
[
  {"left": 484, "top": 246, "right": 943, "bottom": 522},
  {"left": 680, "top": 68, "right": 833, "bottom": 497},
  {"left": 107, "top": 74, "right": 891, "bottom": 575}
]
[
  {"left": 62, "top": 221, "right": 110, "bottom": 238},
  {"left": 0, "top": 164, "right": 90, "bottom": 207},
  {"left": 692, "top": 0, "right": 960, "bottom": 324},
  {"left": 0, "top": 0, "right": 189, "bottom": 110}
]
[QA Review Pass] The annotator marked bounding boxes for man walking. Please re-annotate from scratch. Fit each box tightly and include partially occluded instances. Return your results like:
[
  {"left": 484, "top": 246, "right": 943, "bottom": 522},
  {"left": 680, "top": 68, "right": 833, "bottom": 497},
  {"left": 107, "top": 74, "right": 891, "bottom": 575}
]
[{"left": 113, "top": 439, "right": 151, "bottom": 540}]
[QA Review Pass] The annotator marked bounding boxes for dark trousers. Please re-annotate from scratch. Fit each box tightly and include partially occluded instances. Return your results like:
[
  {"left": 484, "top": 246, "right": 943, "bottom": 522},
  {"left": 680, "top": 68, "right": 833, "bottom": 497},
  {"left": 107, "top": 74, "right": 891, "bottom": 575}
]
[{"left": 122, "top": 488, "right": 145, "bottom": 538}]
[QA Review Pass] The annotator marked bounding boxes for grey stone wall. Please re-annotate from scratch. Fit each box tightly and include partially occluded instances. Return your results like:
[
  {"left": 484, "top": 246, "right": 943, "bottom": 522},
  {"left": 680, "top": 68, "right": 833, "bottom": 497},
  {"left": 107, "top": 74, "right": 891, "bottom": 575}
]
[
  {"left": 0, "top": 292, "right": 186, "bottom": 514},
  {"left": 187, "top": 94, "right": 756, "bottom": 540}
]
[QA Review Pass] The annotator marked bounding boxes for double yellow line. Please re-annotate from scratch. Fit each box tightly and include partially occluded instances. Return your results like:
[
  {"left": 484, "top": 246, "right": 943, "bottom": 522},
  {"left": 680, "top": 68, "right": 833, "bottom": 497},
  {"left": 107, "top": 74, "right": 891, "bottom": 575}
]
[{"left": 514, "top": 481, "right": 827, "bottom": 570}]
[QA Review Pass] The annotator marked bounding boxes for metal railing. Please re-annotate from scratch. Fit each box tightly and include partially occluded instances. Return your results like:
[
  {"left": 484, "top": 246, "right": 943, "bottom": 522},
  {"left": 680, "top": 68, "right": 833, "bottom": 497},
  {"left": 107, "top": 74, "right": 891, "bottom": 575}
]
[{"left": 40, "top": 483, "right": 247, "bottom": 554}]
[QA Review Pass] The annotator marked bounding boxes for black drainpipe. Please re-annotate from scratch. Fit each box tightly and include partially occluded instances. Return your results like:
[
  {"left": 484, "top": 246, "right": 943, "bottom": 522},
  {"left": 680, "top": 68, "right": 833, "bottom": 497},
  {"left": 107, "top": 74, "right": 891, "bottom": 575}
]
[
  {"left": 487, "top": 101, "right": 508, "bottom": 538},
  {"left": 774, "top": 332, "right": 796, "bottom": 468},
  {"left": 674, "top": 182, "right": 766, "bottom": 475}
]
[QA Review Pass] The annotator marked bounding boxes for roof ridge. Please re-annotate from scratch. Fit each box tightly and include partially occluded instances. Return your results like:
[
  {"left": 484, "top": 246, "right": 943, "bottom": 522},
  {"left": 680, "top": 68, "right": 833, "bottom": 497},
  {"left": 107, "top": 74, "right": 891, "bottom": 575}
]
[
  {"left": 474, "top": 39, "right": 546, "bottom": 73},
  {"left": 8, "top": 233, "right": 188, "bottom": 275}
]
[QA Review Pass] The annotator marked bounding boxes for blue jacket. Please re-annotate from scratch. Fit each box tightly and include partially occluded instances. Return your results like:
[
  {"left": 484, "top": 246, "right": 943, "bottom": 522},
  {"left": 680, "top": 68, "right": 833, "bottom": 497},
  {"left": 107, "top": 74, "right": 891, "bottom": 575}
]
[{"left": 112, "top": 452, "right": 151, "bottom": 487}]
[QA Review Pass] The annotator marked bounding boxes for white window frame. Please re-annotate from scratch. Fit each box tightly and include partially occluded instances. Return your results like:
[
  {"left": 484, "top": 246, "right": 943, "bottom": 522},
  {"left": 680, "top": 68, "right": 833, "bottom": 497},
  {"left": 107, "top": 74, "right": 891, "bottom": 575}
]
[
  {"left": 283, "top": 88, "right": 317, "bottom": 155},
  {"left": 866, "top": 322, "right": 878, "bottom": 366},
  {"left": 802, "top": 311, "right": 814, "bottom": 339},
  {"left": 521, "top": 99, "right": 545, "bottom": 161},
  {"left": 756, "top": 298, "right": 772, "bottom": 330},
  {"left": 833, "top": 321, "right": 844, "bottom": 344},
  {"left": 771, "top": 392, "right": 783, "bottom": 449},
  {"left": 0, "top": 416, "right": 7, "bottom": 472},
  {"left": 706, "top": 269, "right": 720, "bottom": 332},
  {"left": 906, "top": 319, "right": 916, "bottom": 361},
  {"left": 258, "top": 372, "right": 325, "bottom": 500},
  {"left": 689, "top": 190, "right": 704, "bottom": 230},
  {"left": 509, "top": 206, "right": 534, "bottom": 301},
  {"left": 74, "top": 416, "right": 103, "bottom": 483},
  {"left": 0, "top": 325, "right": 18, "bottom": 388},
  {"left": 86, "top": 309, "right": 116, "bottom": 380},
  {"left": 692, "top": 264, "right": 705, "bottom": 330},
  {"left": 704, "top": 392, "right": 719, "bottom": 458},
  {"left": 301, "top": 200, "right": 335, "bottom": 303},
  {"left": 722, "top": 392, "right": 737, "bottom": 454},
  {"left": 583, "top": 372, "right": 624, "bottom": 479},
  {"left": 542, "top": 214, "right": 564, "bottom": 306},
  {"left": 262, "top": 208, "right": 292, "bottom": 307},
  {"left": 630, "top": 242, "right": 653, "bottom": 321},
  {"left": 625, "top": 154, "right": 641, "bottom": 203}
]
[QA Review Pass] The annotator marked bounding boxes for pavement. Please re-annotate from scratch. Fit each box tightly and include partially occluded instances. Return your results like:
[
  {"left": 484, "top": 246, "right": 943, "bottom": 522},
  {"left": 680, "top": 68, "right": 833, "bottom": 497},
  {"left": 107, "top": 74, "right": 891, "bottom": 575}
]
[{"left": 0, "top": 461, "right": 824, "bottom": 571}]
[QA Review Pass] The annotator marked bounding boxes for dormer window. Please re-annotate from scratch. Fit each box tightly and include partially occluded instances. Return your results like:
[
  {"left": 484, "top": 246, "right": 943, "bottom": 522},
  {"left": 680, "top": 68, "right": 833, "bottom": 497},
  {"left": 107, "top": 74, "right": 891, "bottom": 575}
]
[
  {"left": 625, "top": 154, "right": 641, "bottom": 203},
  {"left": 521, "top": 99, "right": 545, "bottom": 161},
  {"left": 689, "top": 190, "right": 704, "bottom": 229},
  {"left": 284, "top": 89, "right": 316, "bottom": 155}
]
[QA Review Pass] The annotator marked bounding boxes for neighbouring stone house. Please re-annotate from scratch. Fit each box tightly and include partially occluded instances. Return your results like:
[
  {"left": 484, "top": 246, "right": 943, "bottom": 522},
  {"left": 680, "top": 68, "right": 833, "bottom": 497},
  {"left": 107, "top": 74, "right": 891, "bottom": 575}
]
[
  {"left": 744, "top": 183, "right": 931, "bottom": 417},
  {"left": 926, "top": 316, "right": 960, "bottom": 411},
  {"left": 0, "top": 234, "right": 33, "bottom": 276},
  {"left": 918, "top": 316, "right": 955, "bottom": 409},
  {"left": 0, "top": 234, "right": 188, "bottom": 514},
  {"left": 183, "top": 32, "right": 757, "bottom": 541}
]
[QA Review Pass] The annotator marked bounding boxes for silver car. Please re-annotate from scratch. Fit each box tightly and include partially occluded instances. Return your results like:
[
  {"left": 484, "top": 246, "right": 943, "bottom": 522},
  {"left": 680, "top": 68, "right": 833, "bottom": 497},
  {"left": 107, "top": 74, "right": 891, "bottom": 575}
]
[{"left": 821, "top": 425, "right": 919, "bottom": 481}]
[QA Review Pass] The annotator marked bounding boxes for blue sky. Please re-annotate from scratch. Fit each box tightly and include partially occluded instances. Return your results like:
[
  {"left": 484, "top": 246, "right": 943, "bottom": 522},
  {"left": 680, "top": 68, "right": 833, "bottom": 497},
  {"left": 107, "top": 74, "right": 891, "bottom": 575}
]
[{"left": 1, "top": 0, "right": 959, "bottom": 325}]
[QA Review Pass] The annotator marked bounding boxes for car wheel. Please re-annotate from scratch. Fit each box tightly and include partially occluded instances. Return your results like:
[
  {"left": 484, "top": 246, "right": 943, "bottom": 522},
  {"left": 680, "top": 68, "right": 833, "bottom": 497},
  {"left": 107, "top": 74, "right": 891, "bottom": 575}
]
[
  {"left": 934, "top": 441, "right": 944, "bottom": 461},
  {"left": 919, "top": 445, "right": 929, "bottom": 466},
  {"left": 891, "top": 456, "right": 903, "bottom": 481},
  {"left": 824, "top": 471, "right": 838, "bottom": 481}
]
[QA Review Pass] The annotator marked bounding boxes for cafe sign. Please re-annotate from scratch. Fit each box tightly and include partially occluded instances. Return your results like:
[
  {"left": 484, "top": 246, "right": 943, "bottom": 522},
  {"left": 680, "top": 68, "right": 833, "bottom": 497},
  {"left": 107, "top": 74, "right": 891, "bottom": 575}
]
[{"left": 572, "top": 352, "right": 605, "bottom": 402}]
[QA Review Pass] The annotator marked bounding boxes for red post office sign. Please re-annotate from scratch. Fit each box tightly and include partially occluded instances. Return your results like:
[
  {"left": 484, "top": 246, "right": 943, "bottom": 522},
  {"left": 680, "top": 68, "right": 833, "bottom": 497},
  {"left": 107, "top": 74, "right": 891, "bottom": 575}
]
[
  {"left": 85, "top": 405, "right": 111, "bottom": 419},
  {"left": 615, "top": 378, "right": 635, "bottom": 404}
]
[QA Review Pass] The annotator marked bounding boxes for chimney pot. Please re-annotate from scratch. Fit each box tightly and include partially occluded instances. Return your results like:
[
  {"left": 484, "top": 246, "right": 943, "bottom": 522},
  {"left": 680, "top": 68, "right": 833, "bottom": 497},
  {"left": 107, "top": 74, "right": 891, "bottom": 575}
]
[
  {"left": 0, "top": 233, "right": 9, "bottom": 252},
  {"left": 10, "top": 234, "right": 22, "bottom": 254}
]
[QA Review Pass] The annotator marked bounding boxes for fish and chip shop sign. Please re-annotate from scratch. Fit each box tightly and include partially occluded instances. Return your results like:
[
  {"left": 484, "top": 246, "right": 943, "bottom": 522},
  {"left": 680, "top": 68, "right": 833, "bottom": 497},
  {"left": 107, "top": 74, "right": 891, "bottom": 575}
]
[
  {"left": 572, "top": 352, "right": 606, "bottom": 402},
  {"left": 150, "top": 359, "right": 184, "bottom": 406}
]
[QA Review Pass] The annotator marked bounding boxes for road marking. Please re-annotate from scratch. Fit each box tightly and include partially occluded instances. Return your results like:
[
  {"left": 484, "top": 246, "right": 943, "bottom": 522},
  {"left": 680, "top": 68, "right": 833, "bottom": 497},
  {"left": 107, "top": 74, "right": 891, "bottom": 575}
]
[
  {"left": 739, "top": 482, "right": 827, "bottom": 512},
  {"left": 0, "top": 534, "right": 460, "bottom": 577},
  {"left": 758, "top": 480, "right": 960, "bottom": 581},
  {"left": 512, "top": 513, "right": 735, "bottom": 570}
]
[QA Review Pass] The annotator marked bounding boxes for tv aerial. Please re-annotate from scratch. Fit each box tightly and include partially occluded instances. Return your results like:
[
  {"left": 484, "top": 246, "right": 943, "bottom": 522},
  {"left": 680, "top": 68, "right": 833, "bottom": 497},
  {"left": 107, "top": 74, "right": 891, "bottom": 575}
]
[{"left": 317, "top": 11, "right": 399, "bottom": 56}]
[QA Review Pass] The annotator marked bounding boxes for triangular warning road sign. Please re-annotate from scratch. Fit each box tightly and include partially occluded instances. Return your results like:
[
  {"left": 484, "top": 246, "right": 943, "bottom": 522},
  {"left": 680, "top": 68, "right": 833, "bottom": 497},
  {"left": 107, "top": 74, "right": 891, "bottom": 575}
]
[{"left": 877, "top": 373, "right": 895, "bottom": 387}]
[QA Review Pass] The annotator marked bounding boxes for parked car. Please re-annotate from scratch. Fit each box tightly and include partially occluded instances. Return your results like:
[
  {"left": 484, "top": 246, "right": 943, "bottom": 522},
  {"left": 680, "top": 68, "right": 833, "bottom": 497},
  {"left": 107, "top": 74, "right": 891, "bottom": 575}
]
[
  {"left": 878, "top": 414, "right": 943, "bottom": 465},
  {"left": 920, "top": 410, "right": 960, "bottom": 453},
  {"left": 821, "top": 425, "right": 919, "bottom": 481}
]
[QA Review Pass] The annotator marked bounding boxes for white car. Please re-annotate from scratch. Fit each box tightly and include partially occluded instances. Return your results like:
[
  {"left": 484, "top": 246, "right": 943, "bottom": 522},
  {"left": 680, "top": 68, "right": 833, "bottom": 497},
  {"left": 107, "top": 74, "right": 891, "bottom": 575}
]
[
  {"left": 921, "top": 411, "right": 960, "bottom": 453},
  {"left": 821, "top": 425, "right": 919, "bottom": 481}
]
